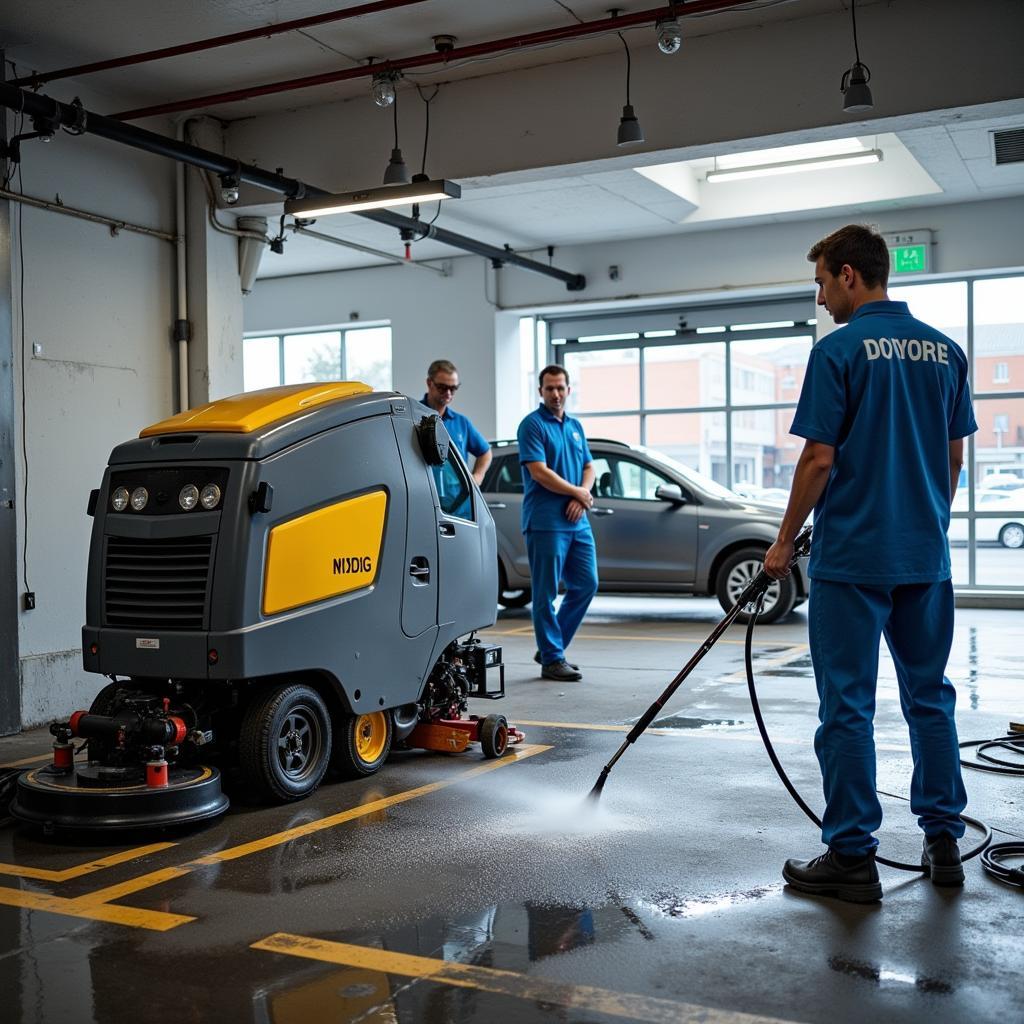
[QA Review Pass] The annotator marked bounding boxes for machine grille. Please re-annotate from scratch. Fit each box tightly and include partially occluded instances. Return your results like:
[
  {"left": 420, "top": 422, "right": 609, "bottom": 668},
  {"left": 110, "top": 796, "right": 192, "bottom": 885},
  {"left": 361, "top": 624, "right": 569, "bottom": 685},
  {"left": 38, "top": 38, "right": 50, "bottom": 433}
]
[{"left": 103, "top": 535, "right": 214, "bottom": 630}]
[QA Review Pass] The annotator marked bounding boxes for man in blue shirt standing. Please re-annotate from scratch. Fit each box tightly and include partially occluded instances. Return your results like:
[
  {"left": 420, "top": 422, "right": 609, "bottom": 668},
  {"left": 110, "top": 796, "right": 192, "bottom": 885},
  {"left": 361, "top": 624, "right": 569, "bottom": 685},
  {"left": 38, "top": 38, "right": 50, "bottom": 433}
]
[
  {"left": 422, "top": 359, "right": 492, "bottom": 484},
  {"left": 517, "top": 365, "right": 599, "bottom": 682},
  {"left": 764, "top": 224, "right": 976, "bottom": 903}
]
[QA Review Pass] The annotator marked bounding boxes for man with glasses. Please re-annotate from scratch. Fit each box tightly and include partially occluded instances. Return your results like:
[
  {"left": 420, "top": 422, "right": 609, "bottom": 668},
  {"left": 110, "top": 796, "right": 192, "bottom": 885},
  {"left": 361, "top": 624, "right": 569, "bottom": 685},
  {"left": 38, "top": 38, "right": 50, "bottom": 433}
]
[{"left": 422, "top": 359, "right": 492, "bottom": 484}]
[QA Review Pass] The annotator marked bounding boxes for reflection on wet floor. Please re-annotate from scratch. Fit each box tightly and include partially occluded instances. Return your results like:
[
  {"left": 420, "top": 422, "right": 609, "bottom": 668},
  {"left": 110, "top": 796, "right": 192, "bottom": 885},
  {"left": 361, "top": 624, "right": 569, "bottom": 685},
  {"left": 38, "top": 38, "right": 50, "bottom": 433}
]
[
  {"left": 641, "top": 885, "right": 781, "bottom": 919},
  {"left": 645, "top": 713, "right": 746, "bottom": 730},
  {"left": 828, "top": 955, "right": 955, "bottom": 995}
]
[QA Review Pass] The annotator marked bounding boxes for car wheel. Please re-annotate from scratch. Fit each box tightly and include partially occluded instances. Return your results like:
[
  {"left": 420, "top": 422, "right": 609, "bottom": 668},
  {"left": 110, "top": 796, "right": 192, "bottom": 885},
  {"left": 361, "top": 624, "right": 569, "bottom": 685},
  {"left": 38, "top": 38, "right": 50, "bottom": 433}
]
[
  {"left": 716, "top": 548, "right": 796, "bottom": 624},
  {"left": 497, "top": 560, "right": 532, "bottom": 609},
  {"left": 239, "top": 683, "right": 332, "bottom": 802},
  {"left": 999, "top": 523, "right": 1024, "bottom": 549},
  {"left": 333, "top": 711, "right": 393, "bottom": 779}
]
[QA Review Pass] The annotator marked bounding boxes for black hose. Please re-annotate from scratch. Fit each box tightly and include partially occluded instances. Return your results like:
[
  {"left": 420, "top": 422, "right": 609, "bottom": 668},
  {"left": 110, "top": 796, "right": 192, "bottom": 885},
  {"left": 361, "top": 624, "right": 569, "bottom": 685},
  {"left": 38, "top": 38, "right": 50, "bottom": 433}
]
[
  {"left": 980, "top": 841, "right": 1024, "bottom": 888},
  {"left": 959, "top": 735, "right": 1024, "bottom": 775},
  {"left": 743, "top": 601, "right": 991, "bottom": 872}
]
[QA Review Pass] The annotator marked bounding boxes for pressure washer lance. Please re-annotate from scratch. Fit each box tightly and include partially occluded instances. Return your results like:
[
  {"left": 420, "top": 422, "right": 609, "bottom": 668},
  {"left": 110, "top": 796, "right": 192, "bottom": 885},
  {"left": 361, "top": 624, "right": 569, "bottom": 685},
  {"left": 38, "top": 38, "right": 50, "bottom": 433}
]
[{"left": 587, "top": 525, "right": 813, "bottom": 802}]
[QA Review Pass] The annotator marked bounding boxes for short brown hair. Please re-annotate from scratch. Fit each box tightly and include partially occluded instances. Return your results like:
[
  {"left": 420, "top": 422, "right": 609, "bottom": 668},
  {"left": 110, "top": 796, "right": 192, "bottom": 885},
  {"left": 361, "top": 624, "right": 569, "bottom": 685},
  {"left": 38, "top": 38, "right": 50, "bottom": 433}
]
[
  {"left": 539, "top": 364, "right": 569, "bottom": 387},
  {"left": 427, "top": 359, "right": 457, "bottom": 378},
  {"left": 807, "top": 224, "right": 890, "bottom": 289}
]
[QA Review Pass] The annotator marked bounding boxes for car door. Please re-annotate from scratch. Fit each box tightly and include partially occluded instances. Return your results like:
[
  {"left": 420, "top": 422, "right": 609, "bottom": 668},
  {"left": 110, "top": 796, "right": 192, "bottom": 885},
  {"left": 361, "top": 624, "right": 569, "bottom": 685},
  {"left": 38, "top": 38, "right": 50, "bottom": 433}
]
[
  {"left": 482, "top": 452, "right": 530, "bottom": 583},
  {"left": 588, "top": 453, "right": 699, "bottom": 585}
]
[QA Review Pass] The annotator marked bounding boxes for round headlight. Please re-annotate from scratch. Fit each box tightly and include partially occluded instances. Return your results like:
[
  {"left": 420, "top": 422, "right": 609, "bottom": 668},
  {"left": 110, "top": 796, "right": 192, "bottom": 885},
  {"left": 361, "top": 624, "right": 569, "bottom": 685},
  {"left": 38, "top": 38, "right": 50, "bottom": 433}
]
[
  {"left": 178, "top": 484, "right": 200, "bottom": 511},
  {"left": 111, "top": 487, "right": 130, "bottom": 512},
  {"left": 200, "top": 483, "right": 222, "bottom": 510},
  {"left": 130, "top": 487, "right": 149, "bottom": 512}
]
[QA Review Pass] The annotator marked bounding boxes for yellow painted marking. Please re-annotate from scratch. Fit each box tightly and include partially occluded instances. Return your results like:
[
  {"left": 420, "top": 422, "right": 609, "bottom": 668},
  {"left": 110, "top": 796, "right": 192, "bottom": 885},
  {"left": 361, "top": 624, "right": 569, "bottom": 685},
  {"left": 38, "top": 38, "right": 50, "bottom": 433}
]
[
  {"left": 0, "top": 885, "right": 194, "bottom": 930},
  {"left": 721, "top": 643, "right": 809, "bottom": 682},
  {"left": 0, "top": 752, "right": 51, "bottom": 769},
  {"left": 487, "top": 628, "right": 749, "bottom": 646},
  {"left": 2, "top": 744, "right": 550, "bottom": 928},
  {"left": 0, "top": 842, "right": 176, "bottom": 882},
  {"left": 253, "top": 933, "right": 799, "bottom": 1024},
  {"left": 515, "top": 720, "right": 912, "bottom": 753}
]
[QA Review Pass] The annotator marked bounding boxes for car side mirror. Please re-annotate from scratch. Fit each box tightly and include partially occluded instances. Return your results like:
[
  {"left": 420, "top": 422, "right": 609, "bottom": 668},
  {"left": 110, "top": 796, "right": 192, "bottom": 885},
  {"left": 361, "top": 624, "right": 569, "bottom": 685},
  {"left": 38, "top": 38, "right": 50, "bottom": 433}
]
[{"left": 655, "top": 483, "right": 685, "bottom": 506}]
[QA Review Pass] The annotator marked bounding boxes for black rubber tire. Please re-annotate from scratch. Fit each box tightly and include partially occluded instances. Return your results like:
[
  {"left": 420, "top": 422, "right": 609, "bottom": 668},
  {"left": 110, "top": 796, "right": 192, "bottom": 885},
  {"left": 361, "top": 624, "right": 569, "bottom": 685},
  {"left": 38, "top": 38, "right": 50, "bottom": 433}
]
[
  {"left": 333, "top": 711, "right": 393, "bottom": 779},
  {"left": 480, "top": 715, "right": 509, "bottom": 759},
  {"left": 498, "top": 561, "right": 532, "bottom": 609},
  {"left": 999, "top": 522, "right": 1024, "bottom": 549},
  {"left": 715, "top": 547, "right": 797, "bottom": 625},
  {"left": 89, "top": 680, "right": 122, "bottom": 715},
  {"left": 239, "top": 684, "right": 331, "bottom": 802}
]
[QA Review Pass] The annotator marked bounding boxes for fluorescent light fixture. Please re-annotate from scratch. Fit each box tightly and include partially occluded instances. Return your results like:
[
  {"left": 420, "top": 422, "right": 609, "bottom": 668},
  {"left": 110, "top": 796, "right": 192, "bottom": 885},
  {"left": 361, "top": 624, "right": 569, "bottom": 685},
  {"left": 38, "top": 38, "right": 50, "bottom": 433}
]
[
  {"left": 706, "top": 150, "right": 882, "bottom": 183},
  {"left": 578, "top": 332, "right": 640, "bottom": 343},
  {"left": 643, "top": 330, "right": 677, "bottom": 338},
  {"left": 285, "top": 179, "right": 461, "bottom": 217},
  {"left": 696, "top": 326, "right": 726, "bottom": 334},
  {"left": 731, "top": 320, "right": 795, "bottom": 331},
  {"left": 551, "top": 338, "right": 567, "bottom": 346}
]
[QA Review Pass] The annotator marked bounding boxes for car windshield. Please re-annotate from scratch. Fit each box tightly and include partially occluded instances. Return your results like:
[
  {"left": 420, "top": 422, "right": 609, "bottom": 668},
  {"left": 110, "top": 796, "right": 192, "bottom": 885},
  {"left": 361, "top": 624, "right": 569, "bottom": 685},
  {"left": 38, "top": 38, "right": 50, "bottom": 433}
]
[{"left": 634, "top": 444, "right": 737, "bottom": 500}]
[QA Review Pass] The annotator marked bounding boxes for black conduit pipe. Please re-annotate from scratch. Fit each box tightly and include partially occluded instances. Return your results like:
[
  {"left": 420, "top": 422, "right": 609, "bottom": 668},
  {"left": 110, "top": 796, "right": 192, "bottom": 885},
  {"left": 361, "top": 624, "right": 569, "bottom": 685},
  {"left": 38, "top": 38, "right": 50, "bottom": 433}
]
[{"left": 0, "top": 83, "right": 587, "bottom": 290}]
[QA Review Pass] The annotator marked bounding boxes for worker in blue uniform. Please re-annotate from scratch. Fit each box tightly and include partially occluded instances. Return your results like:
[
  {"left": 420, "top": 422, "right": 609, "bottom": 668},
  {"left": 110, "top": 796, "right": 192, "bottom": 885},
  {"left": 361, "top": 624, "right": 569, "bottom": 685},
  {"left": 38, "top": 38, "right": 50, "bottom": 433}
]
[
  {"left": 517, "top": 365, "right": 598, "bottom": 682},
  {"left": 764, "top": 224, "right": 976, "bottom": 903},
  {"left": 422, "top": 359, "right": 492, "bottom": 484}
]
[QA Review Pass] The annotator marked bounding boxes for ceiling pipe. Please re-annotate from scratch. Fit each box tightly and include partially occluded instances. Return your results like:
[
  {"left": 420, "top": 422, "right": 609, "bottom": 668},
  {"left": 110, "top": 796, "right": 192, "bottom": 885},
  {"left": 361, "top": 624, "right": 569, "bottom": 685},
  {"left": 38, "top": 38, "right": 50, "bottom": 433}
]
[
  {"left": 0, "top": 83, "right": 586, "bottom": 290},
  {"left": 290, "top": 224, "right": 448, "bottom": 275},
  {"left": 112, "top": 0, "right": 754, "bottom": 121},
  {"left": 10, "top": 0, "right": 431, "bottom": 89}
]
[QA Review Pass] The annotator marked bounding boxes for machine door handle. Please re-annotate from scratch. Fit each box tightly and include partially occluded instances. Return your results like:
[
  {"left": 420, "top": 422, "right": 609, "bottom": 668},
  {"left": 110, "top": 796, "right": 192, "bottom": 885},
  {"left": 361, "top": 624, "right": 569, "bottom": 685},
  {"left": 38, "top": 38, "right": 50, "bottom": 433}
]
[
  {"left": 591, "top": 507, "right": 615, "bottom": 516},
  {"left": 409, "top": 557, "right": 431, "bottom": 583},
  {"left": 486, "top": 501, "right": 507, "bottom": 510},
  {"left": 439, "top": 522, "right": 456, "bottom": 537}
]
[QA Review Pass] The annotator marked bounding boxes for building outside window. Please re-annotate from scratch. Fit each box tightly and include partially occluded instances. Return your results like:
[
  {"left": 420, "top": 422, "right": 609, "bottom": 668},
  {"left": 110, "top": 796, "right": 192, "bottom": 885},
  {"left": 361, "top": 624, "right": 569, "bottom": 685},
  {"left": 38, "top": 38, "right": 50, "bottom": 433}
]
[{"left": 242, "top": 326, "right": 393, "bottom": 392}]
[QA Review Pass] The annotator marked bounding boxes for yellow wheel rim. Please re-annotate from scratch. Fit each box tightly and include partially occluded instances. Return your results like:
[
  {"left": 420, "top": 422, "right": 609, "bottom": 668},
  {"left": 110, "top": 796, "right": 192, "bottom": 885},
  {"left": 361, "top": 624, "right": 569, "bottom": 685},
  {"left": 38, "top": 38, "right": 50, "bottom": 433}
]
[{"left": 353, "top": 712, "right": 388, "bottom": 764}]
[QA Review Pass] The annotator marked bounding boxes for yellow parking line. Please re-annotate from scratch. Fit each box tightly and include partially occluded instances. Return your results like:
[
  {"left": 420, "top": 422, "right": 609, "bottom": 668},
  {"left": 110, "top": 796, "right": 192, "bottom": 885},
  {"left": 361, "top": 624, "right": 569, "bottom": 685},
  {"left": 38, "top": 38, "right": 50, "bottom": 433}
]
[
  {"left": 252, "top": 932, "right": 800, "bottom": 1024},
  {"left": 1, "top": 744, "right": 550, "bottom": 929},
  {"left": 0, "top": 752, "right": 52, "bottom": 769},
  {"left": 722, "top": 643, "right": 808, "bottom": 682},
  {"left": 0, "top": 842, "right": 176, "bottom": 882}
]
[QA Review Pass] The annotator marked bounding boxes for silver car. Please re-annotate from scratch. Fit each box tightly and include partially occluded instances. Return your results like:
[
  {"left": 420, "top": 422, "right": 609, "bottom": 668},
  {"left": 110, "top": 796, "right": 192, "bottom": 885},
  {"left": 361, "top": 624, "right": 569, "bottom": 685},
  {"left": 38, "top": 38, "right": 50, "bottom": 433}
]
[{"left": 481, "top": 438, "right": 807, "bottom": 624}]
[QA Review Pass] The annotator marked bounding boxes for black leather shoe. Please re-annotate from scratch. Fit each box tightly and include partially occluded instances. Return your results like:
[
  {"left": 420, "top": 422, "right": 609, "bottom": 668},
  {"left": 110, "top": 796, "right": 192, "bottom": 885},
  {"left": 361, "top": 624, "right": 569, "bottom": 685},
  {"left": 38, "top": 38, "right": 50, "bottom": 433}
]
[
  {"left": 922, "top": 833, "right": 965, "bottom": 887},
  {"left": 541, "top": 660, "right": 582, "bottom": 682},
  {"left": 783, "top": 849, "right": 882, "bottom": 903},
  {"left": 534, "top": 651, "right": 579, "bottom": 671}
]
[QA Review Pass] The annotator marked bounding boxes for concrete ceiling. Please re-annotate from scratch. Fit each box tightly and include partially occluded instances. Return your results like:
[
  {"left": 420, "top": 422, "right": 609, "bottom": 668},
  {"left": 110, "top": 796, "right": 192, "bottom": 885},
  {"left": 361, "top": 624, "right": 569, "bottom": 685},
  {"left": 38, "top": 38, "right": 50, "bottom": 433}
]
[{"left": 5, "top": 1, "right": 1024, "bottom": 280}]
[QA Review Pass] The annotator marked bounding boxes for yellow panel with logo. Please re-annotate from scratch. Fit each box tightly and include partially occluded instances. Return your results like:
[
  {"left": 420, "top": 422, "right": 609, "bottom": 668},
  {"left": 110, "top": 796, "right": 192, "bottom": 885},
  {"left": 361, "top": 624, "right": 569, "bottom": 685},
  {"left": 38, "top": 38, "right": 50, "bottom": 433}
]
[{"left": 263, "top": 490, "right": 388, "bottom": 616}]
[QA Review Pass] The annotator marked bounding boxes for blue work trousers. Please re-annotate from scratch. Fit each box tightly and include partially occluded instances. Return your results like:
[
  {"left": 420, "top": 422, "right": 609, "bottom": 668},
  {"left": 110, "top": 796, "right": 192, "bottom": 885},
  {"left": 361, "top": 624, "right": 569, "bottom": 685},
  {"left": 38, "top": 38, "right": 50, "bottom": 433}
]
[
  {"left": 808, "top": 578, "right": 967, "bottom": 857},
  {"left": 526, "top": 528, "right": 599, "bottom": 665}
]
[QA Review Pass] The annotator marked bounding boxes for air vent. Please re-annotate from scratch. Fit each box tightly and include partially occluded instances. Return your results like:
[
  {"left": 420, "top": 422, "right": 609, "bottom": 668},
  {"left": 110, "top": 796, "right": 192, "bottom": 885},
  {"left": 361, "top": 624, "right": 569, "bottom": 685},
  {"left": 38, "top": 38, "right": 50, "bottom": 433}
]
[
  {"left": 103, "top": 534, "right": 214, "bottom": 630},
  {"left": 993, "top": 128, "right": 1024, "bottom": 166}
]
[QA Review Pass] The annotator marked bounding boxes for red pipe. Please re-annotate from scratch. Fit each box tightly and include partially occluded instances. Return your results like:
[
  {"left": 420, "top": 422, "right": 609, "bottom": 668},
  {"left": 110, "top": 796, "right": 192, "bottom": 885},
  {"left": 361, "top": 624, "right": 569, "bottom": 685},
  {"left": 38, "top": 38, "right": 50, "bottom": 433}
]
[
  {"left": 113, "top": 0, "right": 752, "bottom": 121},
  {"left": 11, "top": 0, "right": 431, "bottom": 89}
]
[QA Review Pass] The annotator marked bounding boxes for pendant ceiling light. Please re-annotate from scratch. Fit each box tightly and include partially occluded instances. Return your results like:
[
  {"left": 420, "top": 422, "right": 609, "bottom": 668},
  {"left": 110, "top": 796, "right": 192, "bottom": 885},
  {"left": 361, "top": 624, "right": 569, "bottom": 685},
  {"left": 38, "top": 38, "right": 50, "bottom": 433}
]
[{"left": 840, "top": 0, "right": 874, "bottom": 114}]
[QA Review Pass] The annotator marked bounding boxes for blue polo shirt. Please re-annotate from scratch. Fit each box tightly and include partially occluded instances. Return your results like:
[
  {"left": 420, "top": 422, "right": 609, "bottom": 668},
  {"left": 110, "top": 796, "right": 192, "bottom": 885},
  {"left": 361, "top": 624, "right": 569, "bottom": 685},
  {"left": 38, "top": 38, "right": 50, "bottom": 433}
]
[
  {"left": 517, "top": 404, "right": 593, "bottom": 532},
  {"left": 421, "top": 396, "right": 489, "bottom": 462},
  {"left": 790, "top": 300, "right": 976, "bottom": 585}
]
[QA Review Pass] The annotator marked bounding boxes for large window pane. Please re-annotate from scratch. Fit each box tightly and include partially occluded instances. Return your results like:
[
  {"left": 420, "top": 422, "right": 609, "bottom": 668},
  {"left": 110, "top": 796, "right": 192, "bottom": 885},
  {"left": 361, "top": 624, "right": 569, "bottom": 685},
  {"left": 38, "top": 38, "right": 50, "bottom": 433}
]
[
  {"left": 345, "top": 326, "right": 392, "bottom": 390},
  {"left": 243, "top": 336, "right": 280, "bottom": 391},
  {"left": 974, "top": 276, "right": 1024, "bottom": 391},
  {"left": 576, "top": 415, "right": 640, "bottom": 446},
  {"left": 730, "top": 335, "right": 813, "bottom": 406},
  {"left": 946, "top": 522, "right": 969, "bottom": 587},
  {"left": 730, "top": 411, "right": 793, "bottom": 500},
  {"left": 284, "top": 331, "right": 342, "bottom": 383},
  {"left": 564, "top": 349, "right": 639, "bottom": 412},
  {"left": 973, "top": 397, "right": 1024, "bottom": 492},
  {"left": 887, "top": 281, "right": 967, "bottom": 347},
  {"left": 646, "top": 412, "right": 726, "bottom": 484},
  {"left": 643, "top": 342, "right": 725, "bottom": 409}
]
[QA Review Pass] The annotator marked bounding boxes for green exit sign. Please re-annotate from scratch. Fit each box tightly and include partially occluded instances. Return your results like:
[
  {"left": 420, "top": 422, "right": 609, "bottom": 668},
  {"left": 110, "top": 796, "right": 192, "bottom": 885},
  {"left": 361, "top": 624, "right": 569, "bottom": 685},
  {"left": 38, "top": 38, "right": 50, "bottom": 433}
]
[
  {"left": 890, "top": 244, "right": 928, "bottom": 274},
  {"left": 883, "top": 230, "right": 932, "bottom": 276}
]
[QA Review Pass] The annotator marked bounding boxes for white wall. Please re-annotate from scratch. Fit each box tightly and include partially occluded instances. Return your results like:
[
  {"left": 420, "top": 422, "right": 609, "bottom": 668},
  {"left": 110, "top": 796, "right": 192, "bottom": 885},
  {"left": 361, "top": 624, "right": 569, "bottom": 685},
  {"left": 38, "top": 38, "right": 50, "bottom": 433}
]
[
  {"left": 12, "top": 118, "right": 179, "bottom": 724},
  {"left": 243, "top": 255, "right": 498, "bottom": 437}
]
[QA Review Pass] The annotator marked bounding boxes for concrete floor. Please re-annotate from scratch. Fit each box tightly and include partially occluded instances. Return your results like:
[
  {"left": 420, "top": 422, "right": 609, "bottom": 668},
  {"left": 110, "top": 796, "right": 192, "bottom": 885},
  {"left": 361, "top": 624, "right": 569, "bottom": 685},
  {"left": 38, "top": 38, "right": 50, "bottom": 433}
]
[{"left": 1, "top": 596, "right": 1022, "bottom": 1024}]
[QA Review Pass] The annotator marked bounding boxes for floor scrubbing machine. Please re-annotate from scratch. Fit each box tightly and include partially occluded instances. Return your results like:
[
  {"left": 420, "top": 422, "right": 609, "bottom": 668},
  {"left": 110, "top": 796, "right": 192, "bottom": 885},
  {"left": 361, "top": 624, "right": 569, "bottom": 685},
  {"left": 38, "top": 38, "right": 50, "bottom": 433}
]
[{"left": 12, "top": 382, "right": 522, "bottom": 832}]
